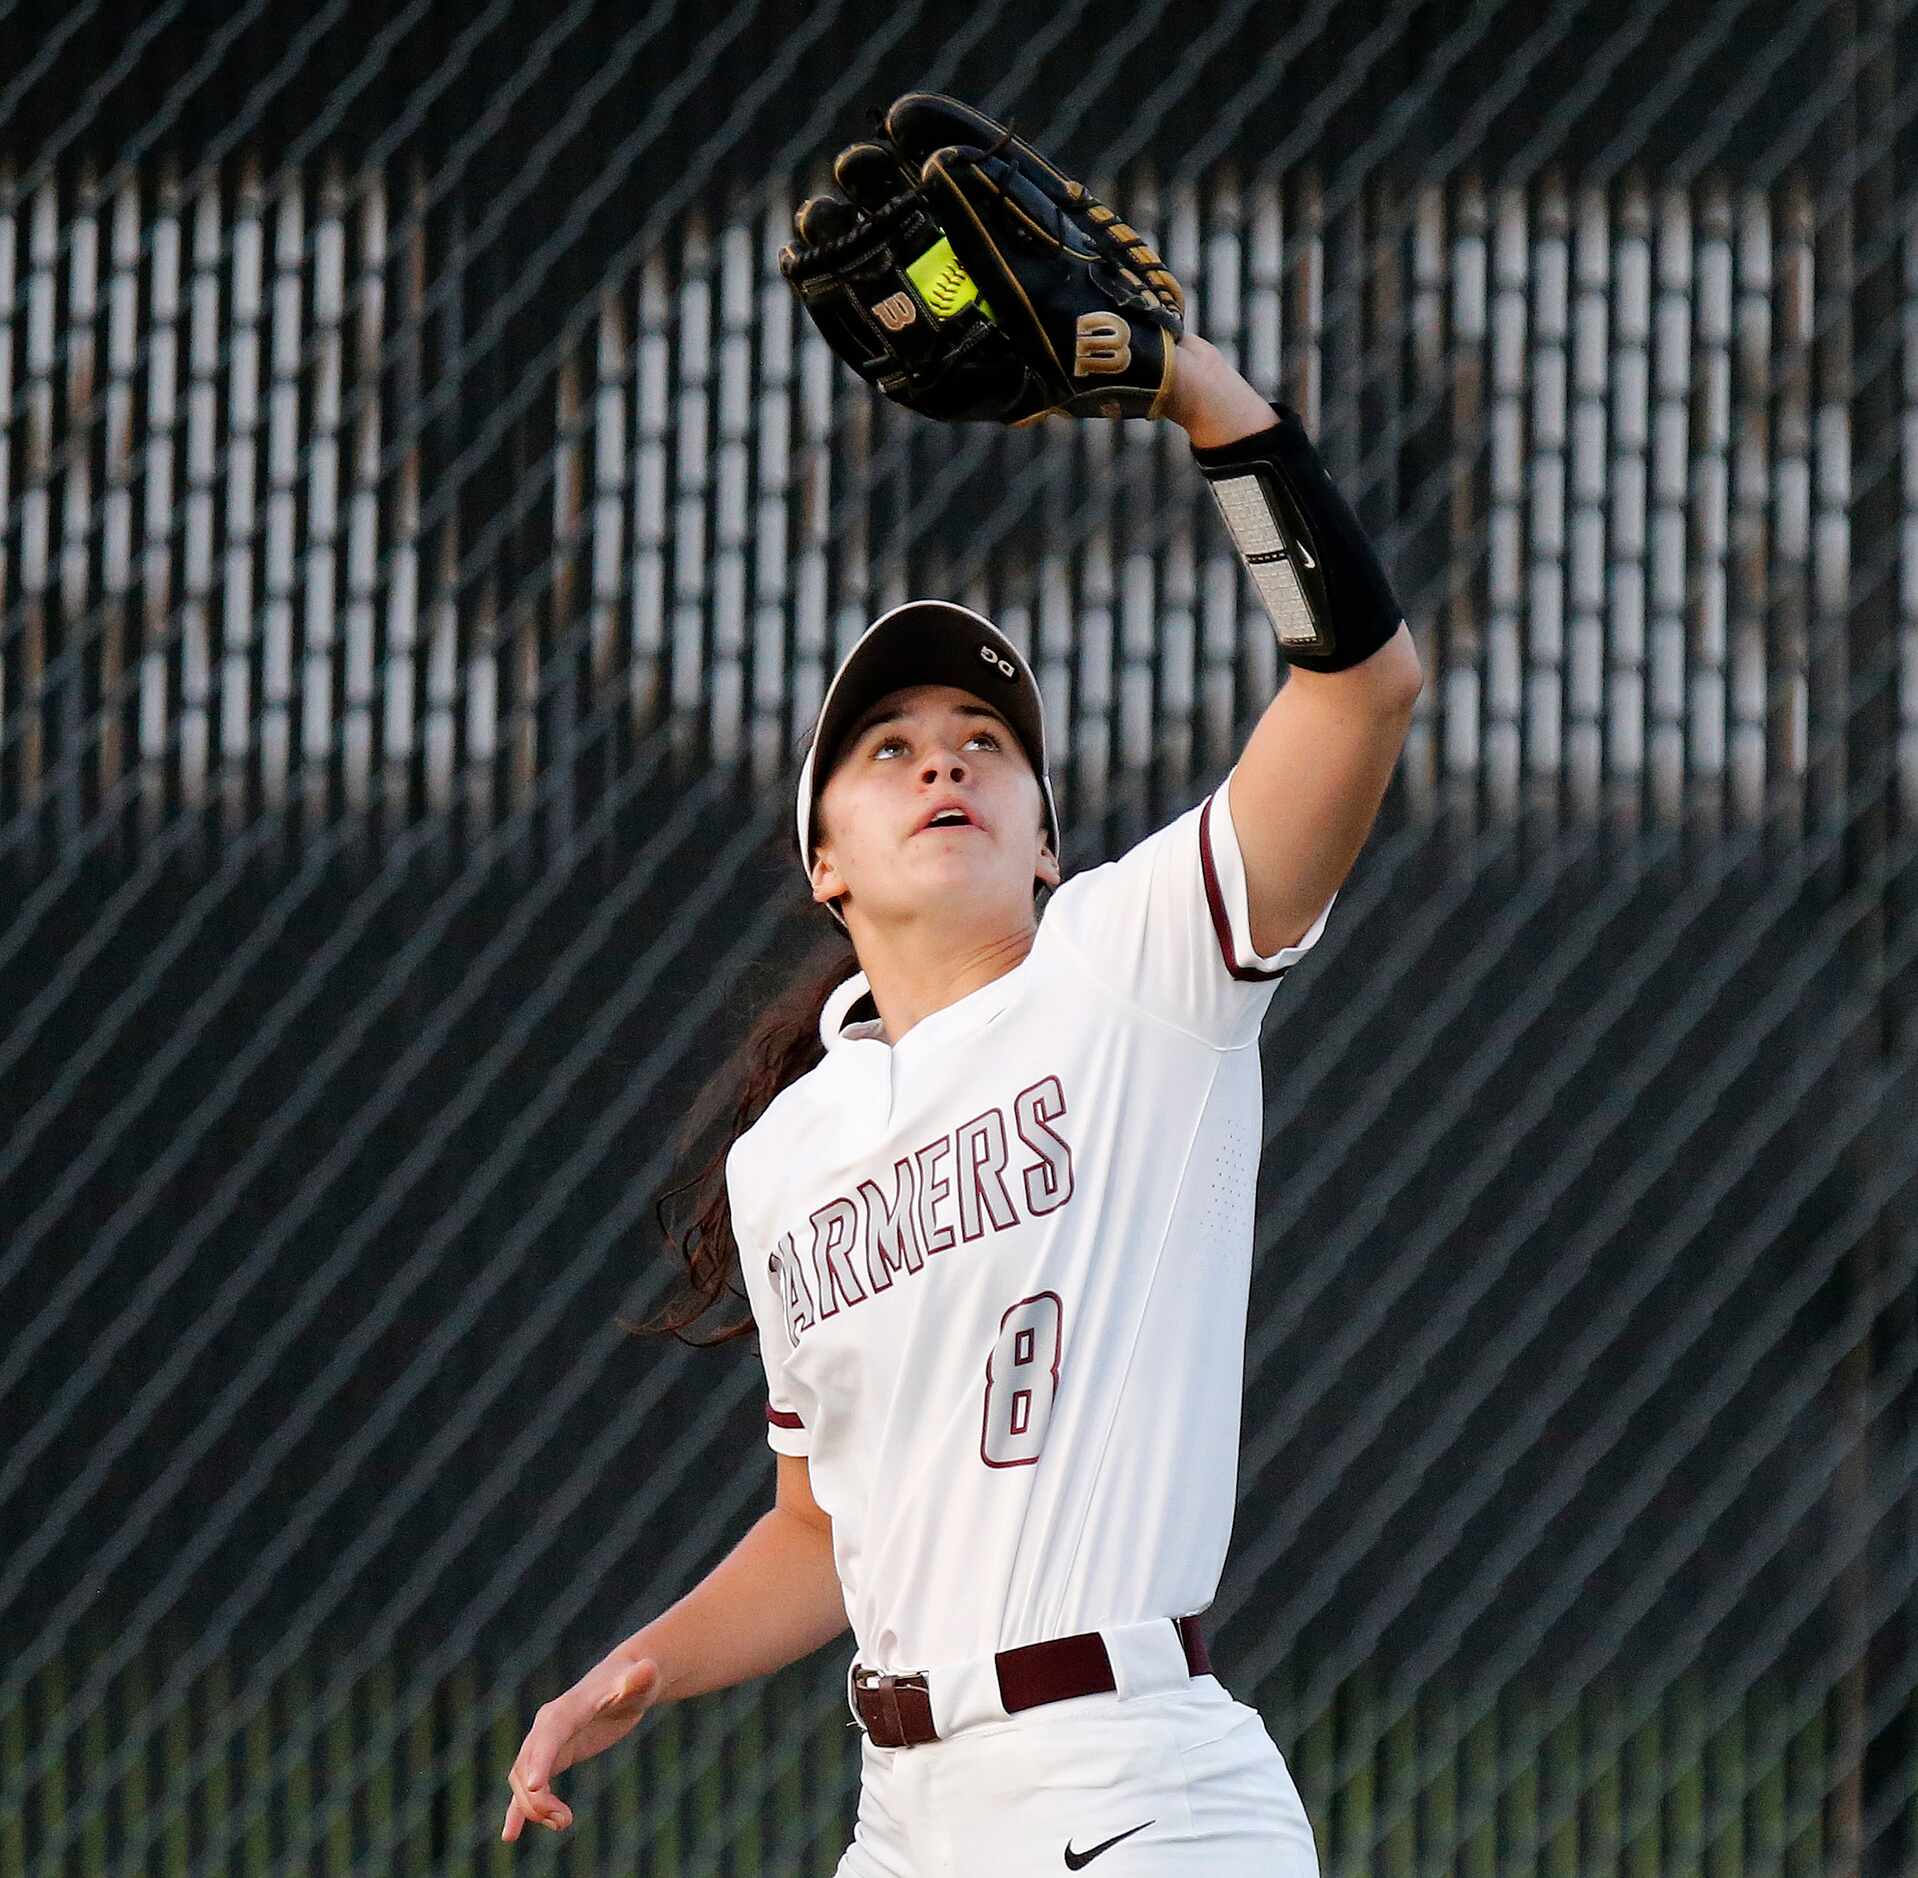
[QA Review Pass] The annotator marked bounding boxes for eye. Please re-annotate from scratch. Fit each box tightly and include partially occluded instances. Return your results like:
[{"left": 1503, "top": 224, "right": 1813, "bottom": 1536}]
[{"left": 871, "top": 729, "right": 1002, "bottom": 758}]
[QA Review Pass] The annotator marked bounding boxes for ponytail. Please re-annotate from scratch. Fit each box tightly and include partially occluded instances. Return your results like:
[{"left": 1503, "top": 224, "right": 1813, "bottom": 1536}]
[{"left": 641, "top": 930, "right": 859, "bottom": 1344}]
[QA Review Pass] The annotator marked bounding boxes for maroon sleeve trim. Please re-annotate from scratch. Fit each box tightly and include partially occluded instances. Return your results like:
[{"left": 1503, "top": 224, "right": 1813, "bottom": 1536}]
[
  {"left": 1198, "top": 791, "right": 1290, "bottom": 984},
  {"left": 765, "top": 1403, "right": 805, "bottom": 1430}
]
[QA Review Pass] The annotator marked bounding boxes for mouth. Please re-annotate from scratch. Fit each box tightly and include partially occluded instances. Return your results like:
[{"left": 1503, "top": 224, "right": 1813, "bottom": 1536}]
[{"left": 914, "top": 803, "right": 984, "bottom": 836}]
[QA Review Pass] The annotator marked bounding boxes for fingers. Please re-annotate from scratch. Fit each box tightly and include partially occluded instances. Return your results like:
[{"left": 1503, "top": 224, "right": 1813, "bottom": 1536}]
[
  {"left": 504, "top": 1738, "right": 575, "bottom": 1840},
  {"left": 503, "top": 1769, "right": 574, "bottom": 1839}
]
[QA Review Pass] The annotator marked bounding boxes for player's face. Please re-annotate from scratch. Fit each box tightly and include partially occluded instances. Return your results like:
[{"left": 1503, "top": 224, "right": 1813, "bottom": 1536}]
[{"left": 810, "top": 684, "right": 1060, "bottom": 929}]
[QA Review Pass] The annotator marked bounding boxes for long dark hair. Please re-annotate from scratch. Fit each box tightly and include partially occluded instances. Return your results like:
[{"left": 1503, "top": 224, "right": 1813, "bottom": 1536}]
[{"left": 642, "top": 927, "right": 859, "bottom": 1344}]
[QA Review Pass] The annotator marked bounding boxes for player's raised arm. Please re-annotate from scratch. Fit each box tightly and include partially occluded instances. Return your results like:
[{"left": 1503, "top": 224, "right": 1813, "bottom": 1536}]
[
  {"left": 1164, "top": 336, "right": 1423, "bottom": 957},
  {"left": 778, "top": 98, "right": 1417, "bottom": 962}
]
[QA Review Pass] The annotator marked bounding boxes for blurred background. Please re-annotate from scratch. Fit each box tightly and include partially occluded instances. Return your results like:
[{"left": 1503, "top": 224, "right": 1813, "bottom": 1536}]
[{"left": 1, "top": 0, "right": 1913, "bottom": 1871}]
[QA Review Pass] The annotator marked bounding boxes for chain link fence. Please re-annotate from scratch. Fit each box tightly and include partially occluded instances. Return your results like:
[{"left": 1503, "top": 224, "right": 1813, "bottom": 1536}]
[{"left": 3, "top": 1, "right": 1913, "bottom": 1872}]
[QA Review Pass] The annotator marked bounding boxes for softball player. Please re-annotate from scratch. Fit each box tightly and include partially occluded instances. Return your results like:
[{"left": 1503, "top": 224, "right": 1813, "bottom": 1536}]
[{"left": 502, "top": 97, "right": 1421, "bottom": 1874}]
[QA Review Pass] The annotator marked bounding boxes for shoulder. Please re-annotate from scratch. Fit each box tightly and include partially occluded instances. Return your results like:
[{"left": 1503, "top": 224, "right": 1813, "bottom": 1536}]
[
  {"left": 1043, "top": 795, "right": 1192, "bottom": 899},
  {"left": 726, "top": 1097, "right": 778, "bottom": 1203},
  {"left": 728, "top": 1060, "right": 834, "bottom": 1198},
  {"left": 1030, "top": 776, "right": 1331, "bottom": 1047},
  {"left": 1029, "top": 793, "right": 1208, "bottom": 963}
]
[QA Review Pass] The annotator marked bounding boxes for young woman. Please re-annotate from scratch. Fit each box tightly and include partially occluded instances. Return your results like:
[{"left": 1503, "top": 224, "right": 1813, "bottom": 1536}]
[{"left": 503, "top": 95, "right": 1421, "bottom": 1874}]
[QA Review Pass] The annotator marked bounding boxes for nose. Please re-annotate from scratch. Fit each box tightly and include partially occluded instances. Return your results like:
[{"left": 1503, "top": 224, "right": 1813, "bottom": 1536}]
[{"left": 919, "top": 749, "right": 968, "bottom": 784}]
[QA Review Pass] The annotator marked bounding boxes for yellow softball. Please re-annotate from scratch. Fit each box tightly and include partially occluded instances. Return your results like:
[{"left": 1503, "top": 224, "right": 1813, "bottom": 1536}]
[{"left": 907, "top": 238, "right": 990, "bottom": 321}]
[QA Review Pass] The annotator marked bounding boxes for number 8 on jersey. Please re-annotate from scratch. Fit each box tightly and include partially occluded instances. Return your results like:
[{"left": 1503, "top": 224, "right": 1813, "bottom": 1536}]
[{"left": 980, "top": 1291, "right": 1063, "bottom": 1468}]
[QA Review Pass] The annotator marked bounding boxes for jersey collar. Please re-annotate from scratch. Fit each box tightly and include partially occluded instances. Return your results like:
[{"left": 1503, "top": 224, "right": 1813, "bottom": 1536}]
[
  {"left": 821, "top": 972, "right": 887, "bottom": 1050},
  {"left": 819, "top": 962, "right": 1027, "bottom": 1055}
]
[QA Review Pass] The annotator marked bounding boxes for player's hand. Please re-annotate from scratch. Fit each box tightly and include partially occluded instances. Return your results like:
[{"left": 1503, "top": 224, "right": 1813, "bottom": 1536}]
[
  {"left": 1160, "top": 334, "right": 1292, "bottom": 450},
  {"left": 500, "top": 1656, "right": 661, "bottom": 1842}
]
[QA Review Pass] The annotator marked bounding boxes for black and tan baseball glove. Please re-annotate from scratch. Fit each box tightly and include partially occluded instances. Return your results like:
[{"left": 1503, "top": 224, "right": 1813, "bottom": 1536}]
[{"left": 778, "top": 93, "right": 1184, "bottom": 426}]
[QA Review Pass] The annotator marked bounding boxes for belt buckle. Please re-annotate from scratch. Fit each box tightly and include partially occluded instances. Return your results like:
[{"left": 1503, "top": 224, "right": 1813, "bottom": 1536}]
[{"left": 853, "top": 1666, "right": 929, "bottom": 1745}]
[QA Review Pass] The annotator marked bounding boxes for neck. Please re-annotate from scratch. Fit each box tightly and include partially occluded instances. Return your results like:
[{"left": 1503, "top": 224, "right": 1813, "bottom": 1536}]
[{"left": 847, "top": 915, "right": 1036, "bottom": 1045}]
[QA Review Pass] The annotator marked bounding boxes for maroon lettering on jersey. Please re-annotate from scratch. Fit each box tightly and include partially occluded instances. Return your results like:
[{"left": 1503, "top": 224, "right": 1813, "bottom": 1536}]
[
  {"left": 776, "top": 1232, "right": 816, "bottom": 1344},
  {"left": 859, "top": 1156, "right": 923, "bottom": 1291},
  {"left": 773, "top": 1076, "right": 1081, "bottom": 1347},
  {"left": 1013, "top": 1075, "right": 1075, "bottom": 1215},
  {"left": 914, "top": 1136, "right": 957, "bottom": 1254},
  {"left": 808, "top": 1196, "right": 867, "bottom": 1317},
  {"left": 955, "top": 1106, "right": 1018, "bottom": 1242}
]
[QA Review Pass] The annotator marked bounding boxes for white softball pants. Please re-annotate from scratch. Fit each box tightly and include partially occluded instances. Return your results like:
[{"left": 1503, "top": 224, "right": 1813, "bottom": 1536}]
[{"left": 834, "top": 1676, "right": 1319, "bottom": 1878}]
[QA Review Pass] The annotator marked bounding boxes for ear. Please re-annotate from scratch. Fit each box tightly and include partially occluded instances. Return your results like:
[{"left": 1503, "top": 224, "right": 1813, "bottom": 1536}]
[
  {"left": 1035, "top": 838, "right": 1062, "bottom": 890},
  {"left": 809, "top": 848, "right": 849, "bottom": 910}
]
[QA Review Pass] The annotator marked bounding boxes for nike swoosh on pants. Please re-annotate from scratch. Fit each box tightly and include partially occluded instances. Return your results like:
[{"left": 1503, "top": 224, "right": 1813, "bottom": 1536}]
[{"left": 1062, "top": 1817, "right": 1155, "bottom": 1868}]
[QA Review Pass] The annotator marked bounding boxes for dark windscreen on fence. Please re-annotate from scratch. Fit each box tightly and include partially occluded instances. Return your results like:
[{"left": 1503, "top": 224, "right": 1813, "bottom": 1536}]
[{"left": 1, "top": 1, "right": 1913, "bottom": 1873}]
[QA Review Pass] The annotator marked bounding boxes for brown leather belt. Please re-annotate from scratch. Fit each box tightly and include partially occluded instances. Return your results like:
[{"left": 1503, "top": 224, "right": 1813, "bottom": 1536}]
[{"left": 851, "top": 1616, "right": 1210, "bottom": 1749}]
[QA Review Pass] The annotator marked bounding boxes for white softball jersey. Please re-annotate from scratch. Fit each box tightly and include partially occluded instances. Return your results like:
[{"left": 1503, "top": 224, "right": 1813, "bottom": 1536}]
[{"left": 728, "top": 766, "right": 1331, "bottom": 1677}]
